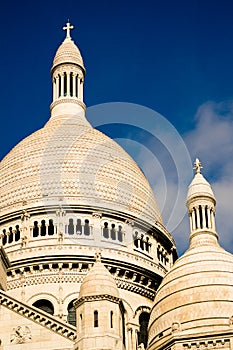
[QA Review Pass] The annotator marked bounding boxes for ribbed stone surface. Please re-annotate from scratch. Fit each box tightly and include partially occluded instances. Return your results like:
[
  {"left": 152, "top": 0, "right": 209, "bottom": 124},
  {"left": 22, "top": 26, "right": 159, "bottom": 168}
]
[
  {"left": 0, "top": 115, "right": 161, "bottom": 225},
  {"left": 52, "top": 37, "right": 84, "bottom": 68},
  {"left": 148, "top": 243, "right": 233, "bottom": 346},
  {"left": 79, "top": 261, "right": 119, "bottom": 299}
]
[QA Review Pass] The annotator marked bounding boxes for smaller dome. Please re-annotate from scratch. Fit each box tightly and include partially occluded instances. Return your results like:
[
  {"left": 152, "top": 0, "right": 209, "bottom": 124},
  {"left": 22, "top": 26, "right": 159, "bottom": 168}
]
[
  {"left": 52, "top": 37, "right": 84, "bottom": 70},
  {"left": 78, "top": 261, "right": 119, "bottom": 299},
  {"left": 187, "top": 172, "right": 215, "bottom": 205}
]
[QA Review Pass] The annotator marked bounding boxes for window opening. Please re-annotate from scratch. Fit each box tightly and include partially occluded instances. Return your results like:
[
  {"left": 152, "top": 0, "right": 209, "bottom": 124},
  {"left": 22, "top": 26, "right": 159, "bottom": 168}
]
[
  {"left": 103, "top": 222, "right": 109, "bottom": 238},
  {"left": 94, "top": 310, "right": 98, "bottom": 327},
  {"left": 118, "top": 225, "right": 123, "bottom": 242},
  {"left": 68, "top": 219, "right": 74, "bottom": 235},
  {"left": 138, "top": 312, "right": 150, "bottom": 348},
  {"left": 67, "top": 300, "right": 76, "bottom": 326},
  {"left": 15, "top": 225, "right": 20, "bottom": 241},
  {"left": 48, "top": 219, "right": 54, "bottom": 235},
  {"left": 110, "top": 224, "right": 116, "bottom": 240},
  {"left": 33, "top": 221, "right": 39, "bottom": 237},
  {"left": 84, "top": 219, "right": 90, "bottom": 236},
  {"left": 76, "top": 219, "right": 82, "bottom": 234},
  {"left": 41, "top": 220, "right": 46, "bottom": 236},
  {"left": 32, "top": 299, "right": 54, "bottom": 315}
]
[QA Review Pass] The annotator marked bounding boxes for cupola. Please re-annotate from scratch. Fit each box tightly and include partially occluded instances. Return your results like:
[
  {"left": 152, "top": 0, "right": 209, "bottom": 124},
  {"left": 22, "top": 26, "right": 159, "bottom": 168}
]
[
  {"left": 186, "top": 158, "right": 217, "bottom": 247},
  {"left": 50, "top": 21, "right": 86, "bottom": 119}
]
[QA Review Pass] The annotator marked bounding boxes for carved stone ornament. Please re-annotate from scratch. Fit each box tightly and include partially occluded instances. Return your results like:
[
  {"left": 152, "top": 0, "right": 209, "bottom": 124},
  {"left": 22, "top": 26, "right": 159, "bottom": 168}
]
[
  {"left": 10, "top": 326, "right": 32, "bottom": 344},
  {"left": 171, "top": 321, "right": 181, "bottom": 332},
  {"left": 92, "top": 212, "right": 102, "bottom": 219}
]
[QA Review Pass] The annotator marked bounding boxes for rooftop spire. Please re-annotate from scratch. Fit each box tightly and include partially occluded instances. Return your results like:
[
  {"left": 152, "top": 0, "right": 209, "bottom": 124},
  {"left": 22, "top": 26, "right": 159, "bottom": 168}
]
[
  {"left": 63, "top": 20, "right": 74, "bottom": 39},
  {"left": 187, "top": 159, "right": 217, "bottom": 248},
  {"left": 50, "top": 22, "right": 86, "bottom": 120}
]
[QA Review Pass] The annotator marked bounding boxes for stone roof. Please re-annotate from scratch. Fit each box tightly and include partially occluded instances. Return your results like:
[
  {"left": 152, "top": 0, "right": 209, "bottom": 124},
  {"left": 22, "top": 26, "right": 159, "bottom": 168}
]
[
  {"left": 52, "top": 37, "right": 84, "bottom": 71},
  {"left": 78, "top": 261, "right": 119, "bottom": 299},
  {"left": 187, "top": 172, "right": 216, "bottom": 203},
  {"left": 0, "top": 114, "right": 161, "bottom": 225},
  {"left": 148, "top": 242, "right": 233, "bottom": 348}
]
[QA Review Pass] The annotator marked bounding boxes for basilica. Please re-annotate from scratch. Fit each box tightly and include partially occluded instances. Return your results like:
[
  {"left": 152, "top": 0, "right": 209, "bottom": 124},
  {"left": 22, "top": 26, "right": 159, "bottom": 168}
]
[{"left": 0, "top": 22, "right": 233, "bottom": 350}]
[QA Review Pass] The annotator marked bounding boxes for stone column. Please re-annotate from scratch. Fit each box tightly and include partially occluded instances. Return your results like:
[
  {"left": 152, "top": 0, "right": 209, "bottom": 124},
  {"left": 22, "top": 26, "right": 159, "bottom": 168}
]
[{"left": 211, "top": 210, "right": 216, "bottom": 231}]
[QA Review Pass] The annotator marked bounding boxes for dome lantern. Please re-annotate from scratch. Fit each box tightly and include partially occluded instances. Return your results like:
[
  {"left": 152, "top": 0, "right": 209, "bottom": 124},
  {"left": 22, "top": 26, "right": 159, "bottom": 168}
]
[
  {"left": 50, "top": 21, "right": 86, "bottom": 119},
  {"left": 186, "top": 158, "right": 217, "bottom": 247}
]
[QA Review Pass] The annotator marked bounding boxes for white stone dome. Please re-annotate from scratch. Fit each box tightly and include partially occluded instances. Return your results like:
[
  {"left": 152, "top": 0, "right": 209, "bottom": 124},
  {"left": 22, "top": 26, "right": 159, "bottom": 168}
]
[
  {"left": 0, "top": 114, "right": 161, "bottom": 225},
  {"left": 187, "top": 172, "right": 215, "bottom": 203},
  {"left": 148, "top": 242, "right": 233, "bottom": 348},
  {"left": 78, "top": 260, "right": 119, "bottom": 299},
  {"left": 52, "top": 37, "right": 84, "bottom": 70}
]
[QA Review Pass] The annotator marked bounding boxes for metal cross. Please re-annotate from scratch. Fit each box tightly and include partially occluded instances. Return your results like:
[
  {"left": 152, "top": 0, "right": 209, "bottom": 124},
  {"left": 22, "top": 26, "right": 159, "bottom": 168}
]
[{"left": 63, "top": 21, "right": 74, "bottom": 38}]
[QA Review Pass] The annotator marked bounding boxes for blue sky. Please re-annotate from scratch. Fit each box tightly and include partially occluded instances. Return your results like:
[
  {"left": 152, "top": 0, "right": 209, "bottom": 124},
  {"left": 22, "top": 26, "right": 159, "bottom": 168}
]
[{"left": 1, "top": 0, "right": 233, "bottom": 254}]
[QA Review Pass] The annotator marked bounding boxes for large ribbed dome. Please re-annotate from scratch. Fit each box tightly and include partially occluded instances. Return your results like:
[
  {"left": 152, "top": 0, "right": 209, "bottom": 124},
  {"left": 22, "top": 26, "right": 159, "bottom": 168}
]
[
  {"left": 0, "top": 114, "right": 161, "bottom": 224},
  {"left": 148, "top": 242, "right": 233, "bottom": 348},
  {"left": 148, "top": 163, "right": 233, "bottom": 350}
]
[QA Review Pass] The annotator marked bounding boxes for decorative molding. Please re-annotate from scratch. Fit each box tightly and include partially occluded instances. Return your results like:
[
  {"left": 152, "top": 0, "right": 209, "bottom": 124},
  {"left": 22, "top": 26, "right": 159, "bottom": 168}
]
[
  {"left": 183, "top": 339, "right": 230, "bottom": 350},
  {"left": 0, "top": 291, "right": 76, "bottom": 341},
  {"left": 75, "top": 294, "right": 120, "bottom": 307}
]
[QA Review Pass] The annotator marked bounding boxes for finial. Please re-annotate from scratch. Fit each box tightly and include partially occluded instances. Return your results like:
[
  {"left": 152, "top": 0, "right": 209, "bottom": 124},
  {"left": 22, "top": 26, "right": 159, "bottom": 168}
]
[
  {"left": 193, "top": 158, "right": 203, "bottom": 174},
  {"left": 63, "top": 20, "right": 74, "bottom": 39},
  {"left": 95, "top": 250, "right": 102, "bottom": 262}
]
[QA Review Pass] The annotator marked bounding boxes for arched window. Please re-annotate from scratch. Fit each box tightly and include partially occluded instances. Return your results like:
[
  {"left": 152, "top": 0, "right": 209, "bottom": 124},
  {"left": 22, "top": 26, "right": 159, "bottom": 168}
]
[
  {"left": 70, "top": 72, "right": 73, "bottom": 96},
  {"left": 64, "top": 72, "right": 67, "bottom": 96},
  {"left": 48, "top": 219, "right": 54, "bottom": 235},
  {"left": 32, "top": 299, "right": 54, "bottom": 315},
  {"left": 138, "top": 312, "right": 150, "bottom": 348},
  {"left": 84, "top": 219, "right": 90, "bottom": 236},
  {"left": 41, "top": 220, "right": 46, "bottom": 236},
  {"left": 118, "top": 225, "right": 123, "bottom": 242},
  {"left": 134, "top": 231, "right": 139, "bottom": 248},
  {"left": 110, "top": 224, "right": 116, "bottom": 240},
  {"left": 103, "top": 222, "right": 109, "bottom": 239},
  {"left": 8, "top": 227, "right": 13, "bottom": 244},
  {"left": 15, "top": 225, "right": 20, "bottom": 242},
  {"left": 94, "top": 310, "right": 98, "bottom": 327},
  {"left": 110, "top": 311, "right": 113, "bottom": 328},
  {"left": 76, "top": 219, "right": 82, "bottom": 234},
  {"left": 67, "top": 300, "right": 76, "bottom": 326},
  {"left": 2, "top": 229, "right": 7, "bottom": 245},
  {"left": 33, "top": 221, "right": 39, "bottom": 237},
  {"left": 68, "top": 219, "right": 74, "bottom": 235}
]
